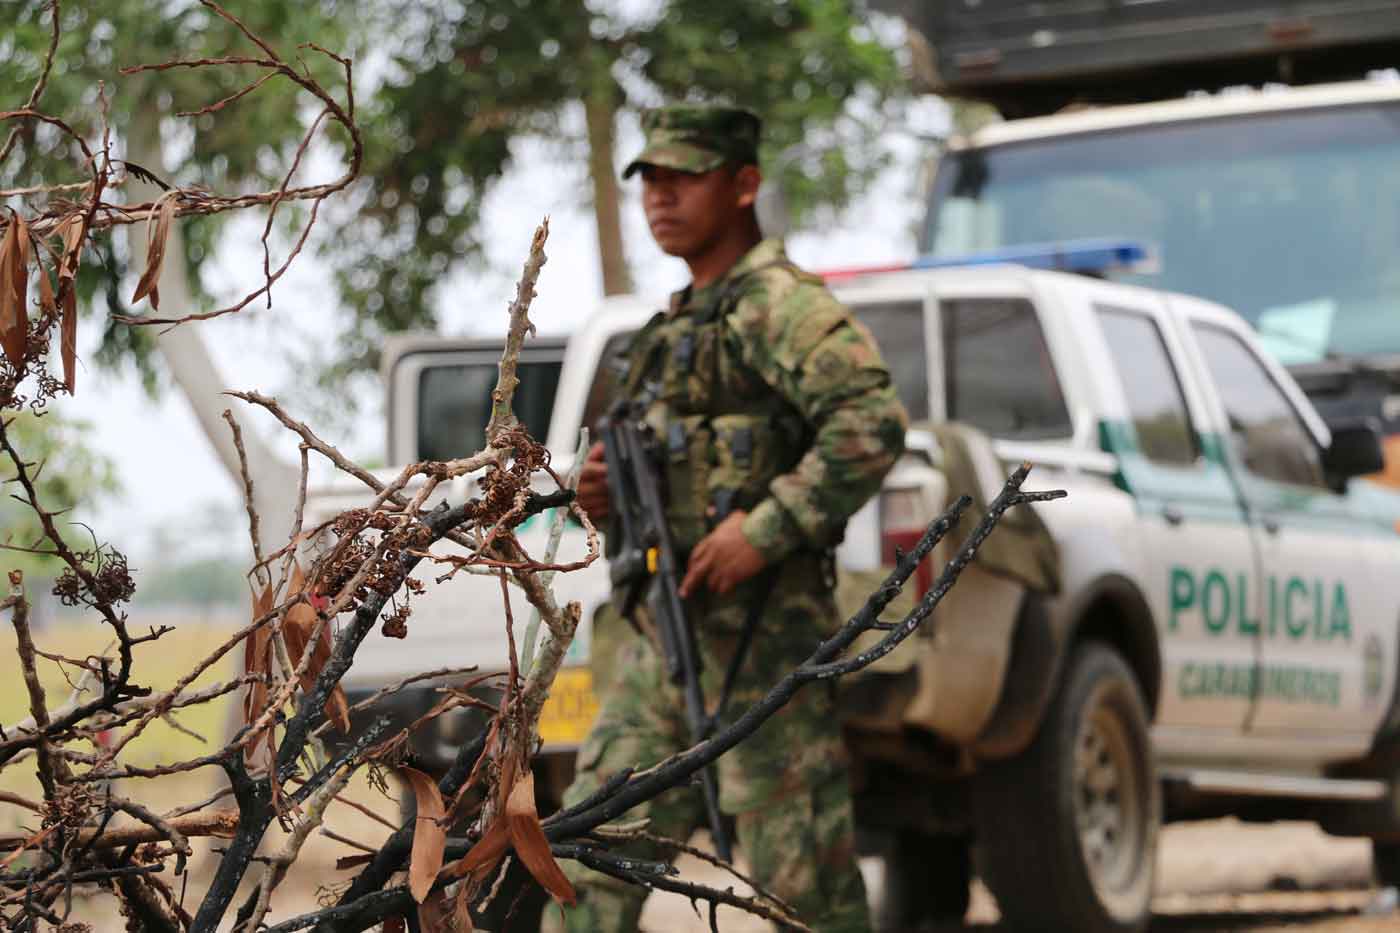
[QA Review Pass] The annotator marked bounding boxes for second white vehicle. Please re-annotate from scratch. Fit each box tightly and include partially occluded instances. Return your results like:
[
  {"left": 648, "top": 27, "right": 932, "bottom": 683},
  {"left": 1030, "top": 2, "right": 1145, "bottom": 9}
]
[{"left": 312, "top": 253, "right": 1400, "bottom": 932}]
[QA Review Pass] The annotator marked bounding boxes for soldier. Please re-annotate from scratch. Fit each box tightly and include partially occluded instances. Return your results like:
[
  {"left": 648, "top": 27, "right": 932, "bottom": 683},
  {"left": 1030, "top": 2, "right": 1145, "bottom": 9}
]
[{"left": 556, "top": 104, "right": 907, "bottom": 932}]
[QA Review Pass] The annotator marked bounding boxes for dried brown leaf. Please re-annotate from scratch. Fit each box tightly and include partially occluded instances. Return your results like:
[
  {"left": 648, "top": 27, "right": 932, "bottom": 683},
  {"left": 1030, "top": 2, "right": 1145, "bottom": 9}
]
[
  {"left": 494, "top": 750, "right": 521, "bottom": 813},
  {"left": 283, "top": 562, "right": 351, "bottom": 733},
  {"left": 449, "top": 819, "right": 509, "bottom": 880},
  {"left": 243, "top": 583, "right": 275, "bottom": 771},
  {"left": 404, "top": 766, "right": 447, "bottom": 904},
  {"left": 0, "top": 214, "right": 32, "bottom": 367},
  {"left": 0, "top": 224, "right": 15, "bottom": 336},
  {"left": 445, "top": 772, "right": 576, "bottom": 906},
  {"left": 504, "top": 773, "right": 576, "bottom": 906},
  {"left": 56, "top": 216, "right": 84, "bottom": 285},
  {"left": 35, "top": 261, "right": 55, "bottom": 317},
  {"left": 452, "top": 884, "right": 476, "bottom": 931},
  {"left": 417, "top": 890, "right": 457, "bottom": 933},
  {"left": 59, "top": 284, "right": 76, "bottom": 392},
  {"left": 131, "top": 195, "right": 175, "bottom": 309}
]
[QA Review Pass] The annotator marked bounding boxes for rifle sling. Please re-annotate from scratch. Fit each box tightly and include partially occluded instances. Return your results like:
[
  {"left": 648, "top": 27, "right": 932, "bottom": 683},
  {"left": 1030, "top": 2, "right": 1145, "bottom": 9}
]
[{"left": 704, "top": 564, "right": 779, "bottom": 739}]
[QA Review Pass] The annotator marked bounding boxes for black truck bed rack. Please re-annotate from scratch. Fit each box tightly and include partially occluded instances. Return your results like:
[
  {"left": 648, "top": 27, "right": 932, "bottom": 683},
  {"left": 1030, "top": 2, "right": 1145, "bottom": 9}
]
[{"left": 878, "top": 1, "right": 1400, "bottom": 118}]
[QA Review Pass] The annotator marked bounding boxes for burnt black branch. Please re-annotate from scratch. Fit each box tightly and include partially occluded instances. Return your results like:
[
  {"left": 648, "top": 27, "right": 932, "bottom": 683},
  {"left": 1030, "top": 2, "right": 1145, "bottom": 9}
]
[
  {"left": 545, "top": 464, "right": 1063, "bottom": 841},
  {"left": 264, "top": 468, "right": 1061, "bottom": 933},
  {"left": 0, "top": 861, "right": 165, "bottom": 887},
  {"left": 561, "top": 843, "right": 805, "bottom": 930},
  {"left": 194, "top": 496, "right": 483, "bottom": 930},
  {"left": 312, "top": 728, "right": 488, "bottom": 932}
]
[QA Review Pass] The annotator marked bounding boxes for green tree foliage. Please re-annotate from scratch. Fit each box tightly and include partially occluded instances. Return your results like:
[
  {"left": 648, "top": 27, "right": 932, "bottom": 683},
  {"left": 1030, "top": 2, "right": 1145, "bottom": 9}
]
[
  {"left": 6, "top": 1, "right": 907, "bottom": 400},
  {"left": 639, "top": 1, "right": 903, "bottom": 219},
  {"left": 0, "top": 411, "right": 119, "bottom": 578},
  {"left": 324, "top": 0, "right": 907, "bottom": 382},
  {"left": 0, "top": 0, "right": 353, "bottom": 390}
]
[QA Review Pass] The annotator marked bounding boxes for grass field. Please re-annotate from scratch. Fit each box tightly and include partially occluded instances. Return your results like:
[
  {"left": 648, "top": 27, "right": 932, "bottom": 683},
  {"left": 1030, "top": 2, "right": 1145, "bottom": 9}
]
[
  {"left": 0, "top": 616, "right": 242, "bottom": 830},
  {"left": 1, "top": 613, "right": 408, "bottom": 926}
]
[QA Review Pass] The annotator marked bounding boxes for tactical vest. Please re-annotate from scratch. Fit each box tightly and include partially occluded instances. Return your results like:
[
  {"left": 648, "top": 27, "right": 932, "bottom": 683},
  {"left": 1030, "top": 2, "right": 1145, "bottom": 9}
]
[{"left": 620, "top": 263, "right": 812, "bottom": 554}]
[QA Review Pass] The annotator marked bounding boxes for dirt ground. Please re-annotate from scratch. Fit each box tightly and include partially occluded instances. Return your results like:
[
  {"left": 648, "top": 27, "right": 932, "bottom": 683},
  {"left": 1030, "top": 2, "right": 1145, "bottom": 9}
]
[
  {"left": 635, "top": 819, "right": 1399, "bottom": 932},
  {"left": 33, "top": 789, "right": 1400, "bottom": 930},
  {"left": 8, "top": 628, "right": 1396, "bottom": 930}
]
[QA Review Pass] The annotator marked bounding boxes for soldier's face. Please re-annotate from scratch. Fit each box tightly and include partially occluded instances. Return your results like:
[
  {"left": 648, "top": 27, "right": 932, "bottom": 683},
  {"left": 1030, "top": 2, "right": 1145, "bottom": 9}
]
[{"left": 640, "top": 163, "right": 760, "bottom": 258}]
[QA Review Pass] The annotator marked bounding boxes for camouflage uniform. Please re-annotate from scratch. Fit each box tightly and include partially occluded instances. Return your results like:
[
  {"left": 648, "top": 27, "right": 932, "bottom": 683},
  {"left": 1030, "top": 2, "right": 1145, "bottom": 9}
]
[{"left": 556, "top": 106, "right": 907, "bottom": 933}]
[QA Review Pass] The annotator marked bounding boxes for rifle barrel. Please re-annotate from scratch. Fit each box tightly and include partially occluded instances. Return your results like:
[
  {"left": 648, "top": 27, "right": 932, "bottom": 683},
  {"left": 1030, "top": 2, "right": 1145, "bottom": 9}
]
[{"left": 607, "top": 417, "right": 733, "bottom": 862}]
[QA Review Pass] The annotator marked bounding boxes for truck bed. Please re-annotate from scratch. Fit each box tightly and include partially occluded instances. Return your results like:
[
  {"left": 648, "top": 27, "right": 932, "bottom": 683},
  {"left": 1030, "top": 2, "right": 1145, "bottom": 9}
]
[{"left": 878, "top": 0, "right": 1400, "bottom": 117}]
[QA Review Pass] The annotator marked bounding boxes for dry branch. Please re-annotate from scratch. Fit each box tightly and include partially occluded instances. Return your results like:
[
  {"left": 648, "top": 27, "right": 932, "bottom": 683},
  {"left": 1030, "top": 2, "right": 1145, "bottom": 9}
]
[
  {"left": 0, "top": 8, "right": 379, "bottom": 929},
  {"left": 0, "top": 11, "right": 1061, "bottom": 928},
  {"left": 0, "top": 810, "right": 239, "bottom": 854},
  {"left": 224, "top": 408, "right": 267, "bottom": 583},
  {"left": 487, "top": 220, "right": 549, "bottom": 439},
  {"left": 3, "top": 580, "right": 66, "bottom": 800},
  {"left": 1, "top": 0, "right": 362, "bottom": 344}
]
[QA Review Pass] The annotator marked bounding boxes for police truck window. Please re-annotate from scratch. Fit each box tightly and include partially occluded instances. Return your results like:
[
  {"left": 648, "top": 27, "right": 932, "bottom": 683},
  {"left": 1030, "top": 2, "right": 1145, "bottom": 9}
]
[
  {"left": 852, "top": 302, "right": 928, "bottom": 422},
  {"left": 1096, "top": 307, "right": 1199, "bottom": 465},
  {"left": 1191, "top": 325, "right": 1326, "bottom": 489},
  {"left": 942, "top": 298, "right": 1072, "bottom": 441}
]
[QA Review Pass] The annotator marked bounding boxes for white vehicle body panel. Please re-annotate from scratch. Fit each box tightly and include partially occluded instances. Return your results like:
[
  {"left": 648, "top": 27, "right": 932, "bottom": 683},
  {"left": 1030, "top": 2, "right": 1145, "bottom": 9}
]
[
  {"left": 310, "top": 262, "right": 1400, "bottom": 778},
  {"left": 959, "top": 78, "right": 1400, "bottom": 151}
]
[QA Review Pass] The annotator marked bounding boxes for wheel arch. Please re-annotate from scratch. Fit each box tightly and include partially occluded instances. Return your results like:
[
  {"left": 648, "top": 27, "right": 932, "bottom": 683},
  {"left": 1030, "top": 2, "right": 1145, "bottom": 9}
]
[
  {"left": 974, "top": 573, "right": 1161, "bottom": 760},
  {"left": 1068, "top": 573, "right": 1162, "bottom": 718}
]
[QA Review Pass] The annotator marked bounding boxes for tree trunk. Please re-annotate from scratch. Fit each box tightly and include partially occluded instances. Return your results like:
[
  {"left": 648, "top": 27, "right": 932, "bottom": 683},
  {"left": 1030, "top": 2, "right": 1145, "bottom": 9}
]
[
  {"left": 125, "top": 113, "right": 298, "bottom": 545},
  {"left": 583, "top": 90, "right": 632, "bottom": 296}
]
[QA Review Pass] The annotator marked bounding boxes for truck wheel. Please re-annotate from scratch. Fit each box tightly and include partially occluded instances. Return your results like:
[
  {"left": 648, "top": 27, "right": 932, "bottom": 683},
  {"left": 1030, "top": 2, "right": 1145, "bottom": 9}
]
[
  {"left": 973, "top": 642, "right": 1159, "bottom": 933},
  {"left": 894, "top": 830, "right": 971, "bottom": 927},
  {"left": 1374, "top": 840, "right": 1400, "bottom": 887}
]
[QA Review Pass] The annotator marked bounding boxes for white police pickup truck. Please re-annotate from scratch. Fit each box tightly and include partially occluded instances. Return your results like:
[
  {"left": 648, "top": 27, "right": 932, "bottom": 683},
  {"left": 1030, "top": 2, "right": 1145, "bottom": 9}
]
[{"left": 309, "top": 248, "right": 1400, "bottom": 933}]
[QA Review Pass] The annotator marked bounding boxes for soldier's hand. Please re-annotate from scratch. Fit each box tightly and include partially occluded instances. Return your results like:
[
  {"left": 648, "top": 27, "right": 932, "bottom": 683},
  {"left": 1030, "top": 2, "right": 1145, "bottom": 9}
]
[
  {"left": 680, "top": 510, "right": 766, "bottom": 598},
  {"left": 576, "top": 441, "right": 610, "bottom": 523}
]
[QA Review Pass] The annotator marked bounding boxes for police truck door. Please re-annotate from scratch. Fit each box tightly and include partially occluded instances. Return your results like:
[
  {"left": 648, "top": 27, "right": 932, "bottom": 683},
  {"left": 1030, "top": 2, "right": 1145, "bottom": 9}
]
[
  {"left": 1085, "top": 286, "right": 1259, "bottom": 733},
  {"left": 1181, "top": 305, "right": 1374, "bottom": 748}
]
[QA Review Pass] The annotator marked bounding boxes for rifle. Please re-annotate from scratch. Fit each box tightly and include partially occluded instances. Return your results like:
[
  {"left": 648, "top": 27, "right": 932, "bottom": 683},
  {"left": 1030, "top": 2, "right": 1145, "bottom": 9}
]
[{"left": 599, "top": 404, "right": 733, "bottom": 862}]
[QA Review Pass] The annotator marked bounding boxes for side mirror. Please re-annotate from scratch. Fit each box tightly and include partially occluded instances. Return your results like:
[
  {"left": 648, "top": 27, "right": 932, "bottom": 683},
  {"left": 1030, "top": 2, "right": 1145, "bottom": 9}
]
[{"left": 1323, "top": 419, "right": 1385, "bottom": 488}]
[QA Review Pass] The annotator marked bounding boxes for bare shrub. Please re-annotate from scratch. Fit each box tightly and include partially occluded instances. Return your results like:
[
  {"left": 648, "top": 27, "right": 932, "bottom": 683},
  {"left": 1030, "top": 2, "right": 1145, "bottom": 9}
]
[{"left": 0, "top": 4, "right": 1059, "bottom": 930}]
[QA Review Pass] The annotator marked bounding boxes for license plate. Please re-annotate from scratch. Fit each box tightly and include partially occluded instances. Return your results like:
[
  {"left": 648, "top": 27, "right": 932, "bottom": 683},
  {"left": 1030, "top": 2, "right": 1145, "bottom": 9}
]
[{"left": 537, "top": 667, "right": 600, "bottom": 748}]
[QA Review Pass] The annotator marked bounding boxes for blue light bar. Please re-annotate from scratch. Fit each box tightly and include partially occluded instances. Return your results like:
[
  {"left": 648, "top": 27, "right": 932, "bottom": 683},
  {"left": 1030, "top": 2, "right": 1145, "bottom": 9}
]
[{"left": 911, "top": 238, "right": 1154, "bottom": 276}]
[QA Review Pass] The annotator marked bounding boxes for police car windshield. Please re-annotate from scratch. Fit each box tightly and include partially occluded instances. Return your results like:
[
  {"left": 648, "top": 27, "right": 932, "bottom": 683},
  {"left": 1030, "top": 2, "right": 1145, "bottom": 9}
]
[{"left": 924, "top": 100, "right": 1400, "bottom": 365}]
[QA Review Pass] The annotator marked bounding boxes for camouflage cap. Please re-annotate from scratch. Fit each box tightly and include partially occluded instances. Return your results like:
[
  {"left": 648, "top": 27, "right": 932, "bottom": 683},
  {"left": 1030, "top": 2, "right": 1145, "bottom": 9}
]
[{"left": 622, "top": 104, "right": 761, "bottom": 179}]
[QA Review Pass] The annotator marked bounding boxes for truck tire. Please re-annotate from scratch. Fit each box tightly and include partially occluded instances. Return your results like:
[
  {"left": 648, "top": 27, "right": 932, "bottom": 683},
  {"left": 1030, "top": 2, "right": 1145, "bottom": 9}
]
[
  {"left": 973, "top": 642, "right": 1159, "bottom": 933},
  {"left": 1374, "top": 840, "right": 1400, "bottom": 888},
  {"left": 893, "top": 830, "right": 971, "bottom": 927}
]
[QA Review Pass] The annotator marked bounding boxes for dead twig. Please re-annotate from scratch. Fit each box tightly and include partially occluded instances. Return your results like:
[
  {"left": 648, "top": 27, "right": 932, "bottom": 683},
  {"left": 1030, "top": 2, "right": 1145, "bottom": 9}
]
[
  {"left": 310, "top": 666, "right": 481, "bottom": 740},
  {"left": 0, "top": 810, "right": 239, "bottom": 853},
  {"left": 3, "top": 578, "right": 66, "bottom": 799},
  {"left": 486, "top": 220, "right": 549, "bottom": 440},
  {"left": 224, "top": 408, "right": 266, "bottom": 584}
]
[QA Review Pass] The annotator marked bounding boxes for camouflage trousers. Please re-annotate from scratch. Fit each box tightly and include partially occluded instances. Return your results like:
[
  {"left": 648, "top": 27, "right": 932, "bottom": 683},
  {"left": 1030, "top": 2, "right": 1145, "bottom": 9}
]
[{"left": 548, "top": 558, "right": 868, "bottom": 932}]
